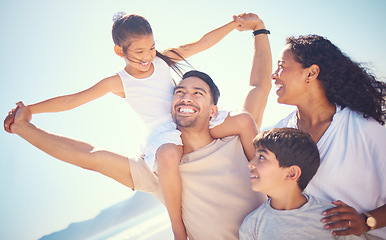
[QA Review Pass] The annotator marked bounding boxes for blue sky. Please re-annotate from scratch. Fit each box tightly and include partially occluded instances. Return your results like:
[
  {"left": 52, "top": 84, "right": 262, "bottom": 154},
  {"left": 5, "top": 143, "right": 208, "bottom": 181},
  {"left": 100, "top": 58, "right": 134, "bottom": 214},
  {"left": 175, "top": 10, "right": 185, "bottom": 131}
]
[{"left": 1, "top": 0, "right": 385, "bottom": 239}]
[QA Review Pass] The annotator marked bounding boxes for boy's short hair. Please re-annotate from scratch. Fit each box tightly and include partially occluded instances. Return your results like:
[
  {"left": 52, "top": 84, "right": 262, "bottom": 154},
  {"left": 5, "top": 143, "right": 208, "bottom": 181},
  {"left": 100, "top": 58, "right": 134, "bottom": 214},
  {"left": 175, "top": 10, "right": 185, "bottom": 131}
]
[{"left": 254, "top": 128, "right": 320, "bottom": 191}]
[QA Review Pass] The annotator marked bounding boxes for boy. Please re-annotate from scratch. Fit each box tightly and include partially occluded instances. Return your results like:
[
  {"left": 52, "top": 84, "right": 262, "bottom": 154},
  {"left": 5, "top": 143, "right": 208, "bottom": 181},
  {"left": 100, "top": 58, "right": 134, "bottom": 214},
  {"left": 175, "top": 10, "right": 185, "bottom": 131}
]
[{"left": 239, "top": 128, "right": 363, "bottom": 239}]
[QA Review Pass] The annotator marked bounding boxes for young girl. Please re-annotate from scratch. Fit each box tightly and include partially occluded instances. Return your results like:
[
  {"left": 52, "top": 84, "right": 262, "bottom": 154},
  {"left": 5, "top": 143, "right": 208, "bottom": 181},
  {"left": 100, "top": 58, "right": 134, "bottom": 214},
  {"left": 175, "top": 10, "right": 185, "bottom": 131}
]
[{"left": 4, "top": 12, "right": 258, "bottom": 239}]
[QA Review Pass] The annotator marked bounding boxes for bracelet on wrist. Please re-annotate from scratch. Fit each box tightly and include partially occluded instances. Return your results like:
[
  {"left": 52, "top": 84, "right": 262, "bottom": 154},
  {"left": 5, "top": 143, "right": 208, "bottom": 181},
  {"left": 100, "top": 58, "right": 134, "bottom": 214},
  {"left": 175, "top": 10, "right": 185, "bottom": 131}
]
[{"left": 253, "top": 29, "right": 270, "bottom": 37}]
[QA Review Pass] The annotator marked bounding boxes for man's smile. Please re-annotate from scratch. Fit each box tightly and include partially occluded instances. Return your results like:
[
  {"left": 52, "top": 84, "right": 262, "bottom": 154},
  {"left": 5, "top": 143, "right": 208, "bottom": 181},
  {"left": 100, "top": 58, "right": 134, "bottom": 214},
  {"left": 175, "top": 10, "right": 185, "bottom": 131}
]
[{"left": 175, "top": 104, "right": 198, "bottom": 115}]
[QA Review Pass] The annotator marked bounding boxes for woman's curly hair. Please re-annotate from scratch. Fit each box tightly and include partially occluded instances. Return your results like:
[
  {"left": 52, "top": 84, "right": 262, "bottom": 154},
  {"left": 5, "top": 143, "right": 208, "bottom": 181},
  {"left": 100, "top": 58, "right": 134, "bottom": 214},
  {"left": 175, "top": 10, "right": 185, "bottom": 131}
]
[{"left": 286, "top": 35, "right": 386, "bottom": 125}]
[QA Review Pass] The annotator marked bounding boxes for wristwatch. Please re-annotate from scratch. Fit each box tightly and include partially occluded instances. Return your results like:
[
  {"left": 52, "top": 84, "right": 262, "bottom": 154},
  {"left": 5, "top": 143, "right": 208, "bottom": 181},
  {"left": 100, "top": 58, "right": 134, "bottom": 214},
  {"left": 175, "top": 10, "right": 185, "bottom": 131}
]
[{"left": 362, "top": 212, "right": 377, "bottom": 231}]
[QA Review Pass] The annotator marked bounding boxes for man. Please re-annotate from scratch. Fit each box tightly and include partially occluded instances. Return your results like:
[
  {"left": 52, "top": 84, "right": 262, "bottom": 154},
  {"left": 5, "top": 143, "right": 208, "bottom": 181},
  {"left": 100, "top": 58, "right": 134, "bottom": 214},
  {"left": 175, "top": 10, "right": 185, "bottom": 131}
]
[{"left": 6, "top": 14, "right": 272, "bottom": 239}]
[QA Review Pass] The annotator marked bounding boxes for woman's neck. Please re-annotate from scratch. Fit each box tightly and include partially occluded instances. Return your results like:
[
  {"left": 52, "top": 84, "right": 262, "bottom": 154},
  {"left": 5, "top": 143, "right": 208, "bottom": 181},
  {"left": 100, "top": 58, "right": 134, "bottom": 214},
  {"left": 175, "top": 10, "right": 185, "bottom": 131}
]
[{"left": 296, "top": 98, "right": 336, "bottom": 143}]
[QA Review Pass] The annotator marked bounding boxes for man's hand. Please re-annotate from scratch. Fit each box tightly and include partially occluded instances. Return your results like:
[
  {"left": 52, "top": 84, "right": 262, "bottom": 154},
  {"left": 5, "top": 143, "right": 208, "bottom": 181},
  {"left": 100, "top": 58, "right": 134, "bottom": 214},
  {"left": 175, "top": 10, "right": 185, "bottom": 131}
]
[
  {"left": 233, "top": 13, "right": 265, "bottom": 32},
  {"left": 9, "top": 102, "right": 32, "bottom": 133}
]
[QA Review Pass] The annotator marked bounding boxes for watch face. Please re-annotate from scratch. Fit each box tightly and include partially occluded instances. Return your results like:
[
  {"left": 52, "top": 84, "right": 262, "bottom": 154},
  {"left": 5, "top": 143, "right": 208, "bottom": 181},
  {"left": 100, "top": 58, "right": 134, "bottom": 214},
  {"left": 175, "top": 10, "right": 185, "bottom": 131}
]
[{"left": 367, "top": 217, "right": 377, "bottom": 228}]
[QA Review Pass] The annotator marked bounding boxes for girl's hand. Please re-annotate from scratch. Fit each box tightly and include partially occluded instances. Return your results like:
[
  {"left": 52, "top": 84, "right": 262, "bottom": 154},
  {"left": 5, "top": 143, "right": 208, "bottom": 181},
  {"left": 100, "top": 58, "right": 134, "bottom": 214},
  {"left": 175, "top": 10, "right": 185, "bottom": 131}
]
[
  {"left": 233, "top": 13, "right": 264, "bottom": 32},
  {"left": 4, "top": 105, "right": 19, "bottom": 133},
  {"left": 321, "top": 200, "right": 368, "bottom": 236}
]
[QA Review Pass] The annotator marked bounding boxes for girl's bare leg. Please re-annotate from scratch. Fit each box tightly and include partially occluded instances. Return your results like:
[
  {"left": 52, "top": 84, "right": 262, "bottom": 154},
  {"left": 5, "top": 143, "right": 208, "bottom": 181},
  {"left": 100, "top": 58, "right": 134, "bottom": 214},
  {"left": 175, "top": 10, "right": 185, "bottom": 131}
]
[{"left": 156, "top": 143, "right": 186, "bottom": 240}]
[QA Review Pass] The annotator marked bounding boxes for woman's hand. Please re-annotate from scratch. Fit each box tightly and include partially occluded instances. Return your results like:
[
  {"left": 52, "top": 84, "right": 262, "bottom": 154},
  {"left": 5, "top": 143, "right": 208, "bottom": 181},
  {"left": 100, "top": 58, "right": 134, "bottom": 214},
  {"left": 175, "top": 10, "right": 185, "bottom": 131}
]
[{"left": 322, "top": 200, "right": 368, "bottom": 236}]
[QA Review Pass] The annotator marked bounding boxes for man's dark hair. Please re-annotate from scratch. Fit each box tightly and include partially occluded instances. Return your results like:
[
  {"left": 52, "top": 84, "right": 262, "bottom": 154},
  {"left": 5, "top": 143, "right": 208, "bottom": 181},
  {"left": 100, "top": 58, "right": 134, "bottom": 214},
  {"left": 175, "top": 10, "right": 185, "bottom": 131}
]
[{"left": 182, "top": 70, "right": 220, "bottom": 105}]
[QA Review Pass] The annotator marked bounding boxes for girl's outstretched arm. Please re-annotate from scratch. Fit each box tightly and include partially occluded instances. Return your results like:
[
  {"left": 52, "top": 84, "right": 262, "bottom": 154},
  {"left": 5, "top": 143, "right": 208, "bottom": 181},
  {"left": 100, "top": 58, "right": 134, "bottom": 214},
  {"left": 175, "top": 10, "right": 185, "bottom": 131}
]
[
  {"left": 4, "top": 75, "right": 124, "bottom": 132},
  {"left": 28, "top": 75, "right": 124, "bottom": 114},
  {"left": 161, "top": 19, "right": 239, "bottom": 61}
]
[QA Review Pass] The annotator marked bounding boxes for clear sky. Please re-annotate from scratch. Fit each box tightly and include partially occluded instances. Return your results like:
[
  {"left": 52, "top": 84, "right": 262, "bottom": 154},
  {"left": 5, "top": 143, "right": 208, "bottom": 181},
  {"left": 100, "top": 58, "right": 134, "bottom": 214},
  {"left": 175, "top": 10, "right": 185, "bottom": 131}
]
[{"left": 1, "top": 0, "right": 385, "bottom": 239}]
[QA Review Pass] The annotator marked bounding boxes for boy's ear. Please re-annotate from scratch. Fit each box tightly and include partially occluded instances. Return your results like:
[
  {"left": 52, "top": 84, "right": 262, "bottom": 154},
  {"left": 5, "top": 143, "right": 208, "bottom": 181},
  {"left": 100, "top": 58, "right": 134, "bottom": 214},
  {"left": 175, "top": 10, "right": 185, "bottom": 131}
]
[
  {"left": 114, "top": 45, "right": 125, "bottom": 58},
  {"left": 286, "top": 165, "right": 301, "bottom": 182}
]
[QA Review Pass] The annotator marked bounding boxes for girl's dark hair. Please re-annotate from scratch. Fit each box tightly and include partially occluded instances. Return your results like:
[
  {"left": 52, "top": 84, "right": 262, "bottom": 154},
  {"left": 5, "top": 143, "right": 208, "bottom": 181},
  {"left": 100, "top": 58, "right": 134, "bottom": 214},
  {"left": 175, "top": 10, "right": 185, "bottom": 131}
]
[
  {"left": 286, "top": 35, "right": 386, "bottom": 125},
  {"left": 112, "top": 14, "right": 189, "bottom": 77},
  {"left": 254, "top": 128, "right": 320, "bottom": 191}
]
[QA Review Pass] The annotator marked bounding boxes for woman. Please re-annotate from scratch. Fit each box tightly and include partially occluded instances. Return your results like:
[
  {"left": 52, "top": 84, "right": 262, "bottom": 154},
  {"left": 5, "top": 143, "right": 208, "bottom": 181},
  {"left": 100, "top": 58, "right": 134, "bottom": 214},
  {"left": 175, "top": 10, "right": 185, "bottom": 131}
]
[{"left": 273, "top": 34, "right": 386, "bottom": 239}]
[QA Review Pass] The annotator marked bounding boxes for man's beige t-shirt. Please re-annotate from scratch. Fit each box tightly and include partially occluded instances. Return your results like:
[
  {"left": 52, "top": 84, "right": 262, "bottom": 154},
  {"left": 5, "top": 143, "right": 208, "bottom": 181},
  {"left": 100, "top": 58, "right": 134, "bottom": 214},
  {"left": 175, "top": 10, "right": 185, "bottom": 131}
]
[{"left": 129, "top": 136, "right": 266, "bottom": 240}]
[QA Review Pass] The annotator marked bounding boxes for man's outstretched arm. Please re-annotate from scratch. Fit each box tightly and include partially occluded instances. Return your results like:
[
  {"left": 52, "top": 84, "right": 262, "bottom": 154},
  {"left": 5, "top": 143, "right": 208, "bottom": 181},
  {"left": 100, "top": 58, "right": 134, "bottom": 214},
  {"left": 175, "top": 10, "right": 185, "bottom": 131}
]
[
  {"left": 11, "top": 102, "right": 134, "bottom": 189},
  {"left": 210, "top": 14, "right": 272, "bottom": 159},
  {"left": 235, "top": 14, "right": 272, "bottom": 130}
]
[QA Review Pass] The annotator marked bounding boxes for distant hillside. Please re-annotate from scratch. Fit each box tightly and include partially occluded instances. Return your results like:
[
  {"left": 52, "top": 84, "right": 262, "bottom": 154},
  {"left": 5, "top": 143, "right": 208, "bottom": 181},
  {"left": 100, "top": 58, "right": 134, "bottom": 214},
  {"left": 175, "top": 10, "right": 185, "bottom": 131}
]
[{"left": 40, "top": 192, "right": 168, "bottom": 240}]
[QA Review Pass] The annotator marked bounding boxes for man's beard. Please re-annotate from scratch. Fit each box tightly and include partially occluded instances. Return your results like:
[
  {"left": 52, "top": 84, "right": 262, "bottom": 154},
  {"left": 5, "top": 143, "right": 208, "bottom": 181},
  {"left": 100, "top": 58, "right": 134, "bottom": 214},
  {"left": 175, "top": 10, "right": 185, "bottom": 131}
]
[
  {"left": 173, "top": 113, "right": 199, "bottom": 128},
  {"left": 172, "top": 103, "right": 201, "bottom": 128}
]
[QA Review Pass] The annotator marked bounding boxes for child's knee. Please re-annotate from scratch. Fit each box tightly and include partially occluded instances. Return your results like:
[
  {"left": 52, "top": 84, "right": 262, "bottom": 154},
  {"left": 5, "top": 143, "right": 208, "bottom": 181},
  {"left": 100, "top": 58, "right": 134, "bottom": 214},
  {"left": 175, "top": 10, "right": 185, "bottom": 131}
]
[
  {"left": 156, "top": 144, "right": 183, "bottom": 169},
  {"left": 237, "top": 112, "right": 256, "bottom": 131}
]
